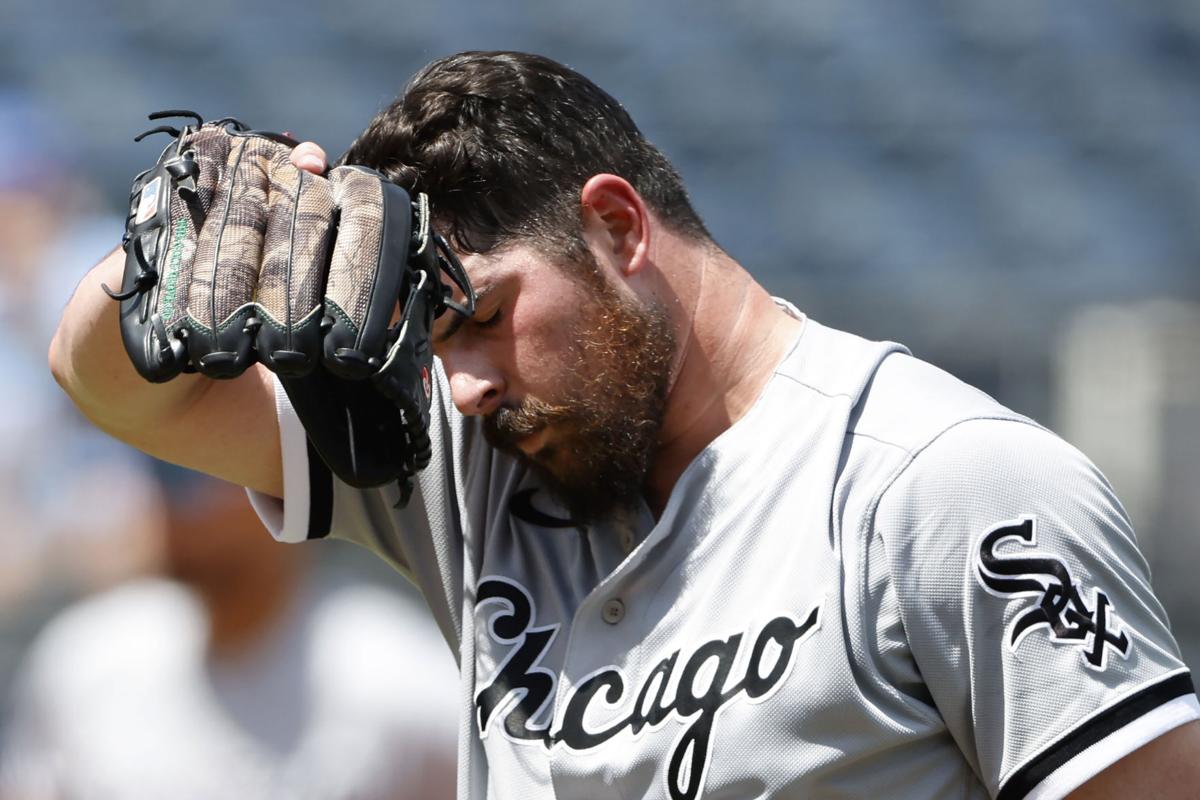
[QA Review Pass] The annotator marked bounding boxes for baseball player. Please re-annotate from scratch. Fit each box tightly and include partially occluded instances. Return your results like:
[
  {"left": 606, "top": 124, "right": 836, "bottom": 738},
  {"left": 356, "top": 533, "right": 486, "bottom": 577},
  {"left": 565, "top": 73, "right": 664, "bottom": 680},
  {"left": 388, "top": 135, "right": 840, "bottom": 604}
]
[{"left": 50, "top": 51, "right": 1200, "bottom": 798}]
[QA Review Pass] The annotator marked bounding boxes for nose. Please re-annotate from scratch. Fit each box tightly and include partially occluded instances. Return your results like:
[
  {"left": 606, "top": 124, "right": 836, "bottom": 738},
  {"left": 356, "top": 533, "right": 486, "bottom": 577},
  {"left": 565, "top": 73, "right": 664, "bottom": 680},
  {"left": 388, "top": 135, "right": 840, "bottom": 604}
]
[{"left": 441, "top": 353, "right": 506, "bottom": 417}]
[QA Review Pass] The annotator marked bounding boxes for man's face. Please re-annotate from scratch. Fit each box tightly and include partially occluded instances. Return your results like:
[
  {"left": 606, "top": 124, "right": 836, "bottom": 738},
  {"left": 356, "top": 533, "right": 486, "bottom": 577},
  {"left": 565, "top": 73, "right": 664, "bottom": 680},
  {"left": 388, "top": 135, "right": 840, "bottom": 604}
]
[{"left": 433, "top": 244, "right": 675, "bottom": 524}]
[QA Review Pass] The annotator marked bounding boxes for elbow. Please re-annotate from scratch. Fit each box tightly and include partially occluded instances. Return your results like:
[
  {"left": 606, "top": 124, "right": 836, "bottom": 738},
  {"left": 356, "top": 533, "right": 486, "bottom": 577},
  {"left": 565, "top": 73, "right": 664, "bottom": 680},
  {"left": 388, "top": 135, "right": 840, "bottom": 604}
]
[
  {"left": 47, "top": 326, "right": 111, "bottom": 434},
  {"left": 47, "top": 245, "right": 139, "bottom": 427},
  {"left": 47, "top": 324, "right": 73, "bottom": 395},
  {"left": 48, "top": 318, "right": 91, "bottom": 412}
]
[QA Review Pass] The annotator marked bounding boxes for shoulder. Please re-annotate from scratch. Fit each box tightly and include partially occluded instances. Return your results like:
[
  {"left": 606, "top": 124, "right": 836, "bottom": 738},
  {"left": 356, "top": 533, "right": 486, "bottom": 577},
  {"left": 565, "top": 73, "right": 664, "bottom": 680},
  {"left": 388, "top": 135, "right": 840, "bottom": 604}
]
[
  {"left": 828, "top": 347, "right": 1043, "bottom": 530},
  {"left": 862, "top": 415, "right": 1194, "bottom": 800},
  {"left": 834, "top": 350, "right": 1140, "bottom": 587},
  {"left": 850, "top": 351, "right": 1030, "bottom": 454},
  {"left": 868, "top": 414, "right": 1138, "bottom": 585},
  {"left": 865, "top": 413, "right": 1160, "bottom": 676},
  {"left": 771, "top": 318, "right": 1027, "bottom": 456},
  {"left": 876, "top": 415, "right": 1117, "bottom": 533}
]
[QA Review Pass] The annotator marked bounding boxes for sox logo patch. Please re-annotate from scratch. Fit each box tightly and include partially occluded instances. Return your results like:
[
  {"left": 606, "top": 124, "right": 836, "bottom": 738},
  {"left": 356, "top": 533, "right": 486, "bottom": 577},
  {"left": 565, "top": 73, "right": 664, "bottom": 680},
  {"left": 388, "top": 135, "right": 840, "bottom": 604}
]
[
  {"left": 975, "top": 516, "right": 1132, "bottom": 670},
  {"left": 474, "top": 575, "right": 821, "bottom": 800}
]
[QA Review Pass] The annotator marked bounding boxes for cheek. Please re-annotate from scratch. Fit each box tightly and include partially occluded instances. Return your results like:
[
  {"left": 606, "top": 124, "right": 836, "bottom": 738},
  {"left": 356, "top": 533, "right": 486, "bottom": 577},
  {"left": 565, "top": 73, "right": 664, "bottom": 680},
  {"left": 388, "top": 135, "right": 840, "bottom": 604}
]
[{"left": 508, "top": 294, "right": 586, "bottom": 394}]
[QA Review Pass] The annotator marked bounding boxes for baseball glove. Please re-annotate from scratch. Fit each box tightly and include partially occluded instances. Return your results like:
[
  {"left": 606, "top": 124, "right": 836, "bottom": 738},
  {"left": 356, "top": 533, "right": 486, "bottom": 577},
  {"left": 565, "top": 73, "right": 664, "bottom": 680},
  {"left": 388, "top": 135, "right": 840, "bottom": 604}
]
[{"left": 109, "top": 110, "right": 474, "bottom": 501}]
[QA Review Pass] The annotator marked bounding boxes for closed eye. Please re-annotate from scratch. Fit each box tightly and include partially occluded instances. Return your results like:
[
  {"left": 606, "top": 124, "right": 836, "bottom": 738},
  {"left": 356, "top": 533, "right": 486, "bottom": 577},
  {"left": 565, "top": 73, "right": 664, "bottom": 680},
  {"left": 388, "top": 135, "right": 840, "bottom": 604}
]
[
  {"left": 434, "top": 284, "right": 495, "bottom": 344},
  {"left": 475, "top": 307, "right": 503, "bottom": 329}
]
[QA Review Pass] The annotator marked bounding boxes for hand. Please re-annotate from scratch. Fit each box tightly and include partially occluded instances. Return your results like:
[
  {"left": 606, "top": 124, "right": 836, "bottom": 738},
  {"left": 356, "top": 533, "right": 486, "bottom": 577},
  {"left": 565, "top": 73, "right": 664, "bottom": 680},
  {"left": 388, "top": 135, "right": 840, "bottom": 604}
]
[
  {"left": 116, "top": 122, "right": 408, "bottom": 382},
  {"left": 110, "top": 115, "right": 470, "bottom": 493},
  {"left": 290, "top": 141, "right": 328, "bottom": 175}
]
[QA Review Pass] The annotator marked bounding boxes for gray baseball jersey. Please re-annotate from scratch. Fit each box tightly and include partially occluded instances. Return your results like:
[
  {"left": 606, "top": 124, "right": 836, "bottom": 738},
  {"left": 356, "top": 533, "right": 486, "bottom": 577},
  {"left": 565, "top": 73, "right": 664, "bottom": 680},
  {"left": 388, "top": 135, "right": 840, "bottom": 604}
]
[{"left": 252, "top": 310, "right": 1198, "bottom": 800}]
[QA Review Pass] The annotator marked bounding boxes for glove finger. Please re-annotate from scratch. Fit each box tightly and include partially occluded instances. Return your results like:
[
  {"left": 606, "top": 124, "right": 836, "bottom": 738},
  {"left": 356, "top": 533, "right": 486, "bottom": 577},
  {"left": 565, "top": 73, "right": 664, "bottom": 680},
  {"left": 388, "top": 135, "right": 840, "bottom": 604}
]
[
  {"left": 187, "top": 135, "right": 276, "bottom": 378},
  {"left": 255, "top": 151, "right": 336, "bottom": 376},
  {"left": 155, "top": 125, "right": 233, "bottom": 338},
  {"left": 117, "top": 125, "right": 236, "bottom": 381},
  {"left": 323, "top": 166, "right": 413, "bottom": 380}
]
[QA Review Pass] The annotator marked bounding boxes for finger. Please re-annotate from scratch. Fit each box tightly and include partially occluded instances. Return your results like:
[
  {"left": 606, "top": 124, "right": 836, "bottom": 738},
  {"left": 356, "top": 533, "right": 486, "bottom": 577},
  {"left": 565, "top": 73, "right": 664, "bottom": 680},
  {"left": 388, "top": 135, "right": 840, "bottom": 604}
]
[
  {"left": 290, "top": 141, "right": 328, "bottom": 175},
  {"left": 256, "top": 151, "right": 336, "bottom": 376},
  {"left": 322, "top": 166, "right": 413, "bottom": 380},
  {"left": 189, "top": 136, "right": 275, "bottom": 377}
]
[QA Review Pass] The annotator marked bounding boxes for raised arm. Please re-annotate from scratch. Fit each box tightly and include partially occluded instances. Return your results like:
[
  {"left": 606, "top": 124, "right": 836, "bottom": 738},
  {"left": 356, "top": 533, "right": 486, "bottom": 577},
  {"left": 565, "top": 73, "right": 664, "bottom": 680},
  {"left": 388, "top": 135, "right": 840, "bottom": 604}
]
[
  {"left": 49, "top": 120, "right": 459, "bottom": 502},
  {"left": 49, "top": 245, "right": 283, "bottom": 496}
]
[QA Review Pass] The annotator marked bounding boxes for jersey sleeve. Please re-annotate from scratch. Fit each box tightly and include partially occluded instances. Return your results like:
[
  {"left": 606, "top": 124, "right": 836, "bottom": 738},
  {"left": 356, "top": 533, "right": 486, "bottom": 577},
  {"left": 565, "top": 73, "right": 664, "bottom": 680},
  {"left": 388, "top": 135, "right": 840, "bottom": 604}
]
[
  {"left": 874, "top": 417, "right": 1199, "bottom": 800},
  {"left": 246, "top": 375, "right": 322, "bottom": 545},
  {"left": 247, "top": 358, "right": 494, "bottom": 655}
]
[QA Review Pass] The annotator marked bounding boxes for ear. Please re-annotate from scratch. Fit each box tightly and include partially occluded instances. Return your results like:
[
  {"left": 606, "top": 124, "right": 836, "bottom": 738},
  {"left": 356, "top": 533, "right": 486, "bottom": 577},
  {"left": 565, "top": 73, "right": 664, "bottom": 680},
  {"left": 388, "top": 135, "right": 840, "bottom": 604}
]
[{"left": 579, "top": 174, "right": 650, "bottom": 278}]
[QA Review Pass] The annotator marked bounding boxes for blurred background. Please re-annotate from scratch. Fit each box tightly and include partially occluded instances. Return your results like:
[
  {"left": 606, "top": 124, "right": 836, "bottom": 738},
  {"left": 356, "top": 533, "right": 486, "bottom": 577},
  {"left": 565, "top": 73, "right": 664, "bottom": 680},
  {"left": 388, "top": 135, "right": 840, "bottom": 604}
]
[{"left": 0, "top": 0, "right": 1198, "bottom": 792}]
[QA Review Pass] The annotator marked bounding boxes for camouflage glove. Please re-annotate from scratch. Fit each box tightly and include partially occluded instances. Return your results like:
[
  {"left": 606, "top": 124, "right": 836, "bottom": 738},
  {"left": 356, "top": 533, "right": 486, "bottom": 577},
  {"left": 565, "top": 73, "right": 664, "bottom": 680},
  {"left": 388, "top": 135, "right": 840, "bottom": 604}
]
[{"left": 110, "top": 110, "right": 474, "bottom": 496}]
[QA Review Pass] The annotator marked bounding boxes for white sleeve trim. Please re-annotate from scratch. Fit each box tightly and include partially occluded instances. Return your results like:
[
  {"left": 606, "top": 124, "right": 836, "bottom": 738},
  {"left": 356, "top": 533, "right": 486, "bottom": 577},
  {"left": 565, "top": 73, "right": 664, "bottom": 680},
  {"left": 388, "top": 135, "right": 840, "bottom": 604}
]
[
  {"left": 246, "top": 376, "right": 312, "bottom": 544},
  {"left": 1025, "top": 693, "right": 1200, "bottom": 800}
]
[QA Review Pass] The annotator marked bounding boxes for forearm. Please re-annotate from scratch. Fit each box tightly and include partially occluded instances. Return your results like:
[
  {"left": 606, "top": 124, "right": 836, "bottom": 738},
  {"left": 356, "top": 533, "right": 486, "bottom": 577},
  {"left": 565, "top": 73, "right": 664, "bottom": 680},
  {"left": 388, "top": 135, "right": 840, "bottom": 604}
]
[
  {"left": 48, "top": 246, "right": 283, "bottom": 496},
  {"left": 49, "top": 246, "right": 211, "bottom": 437}
]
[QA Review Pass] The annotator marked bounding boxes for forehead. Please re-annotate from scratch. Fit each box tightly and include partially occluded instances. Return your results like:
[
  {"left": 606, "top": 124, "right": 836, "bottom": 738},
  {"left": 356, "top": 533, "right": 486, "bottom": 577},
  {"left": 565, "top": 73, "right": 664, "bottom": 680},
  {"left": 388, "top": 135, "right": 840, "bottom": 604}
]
[
  {"left": 432, "top": 242, "right": 595, "bottom": 345},
  {"left": 438, "top": 242, "right": 576, "bottom": 302},
  {"left": 433, "top": 250, "right": 504, "bottom": 318},
  {"left": 430, "top": 243, "right": 568, "bottom": 341}
]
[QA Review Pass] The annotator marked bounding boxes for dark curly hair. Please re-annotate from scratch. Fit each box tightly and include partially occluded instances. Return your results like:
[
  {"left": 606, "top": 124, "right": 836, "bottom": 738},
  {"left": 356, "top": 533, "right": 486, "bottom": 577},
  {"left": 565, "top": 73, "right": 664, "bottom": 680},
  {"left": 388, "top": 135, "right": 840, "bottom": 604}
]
[{"left": 339, "top": 51, "right": 709, "bottom": 262}]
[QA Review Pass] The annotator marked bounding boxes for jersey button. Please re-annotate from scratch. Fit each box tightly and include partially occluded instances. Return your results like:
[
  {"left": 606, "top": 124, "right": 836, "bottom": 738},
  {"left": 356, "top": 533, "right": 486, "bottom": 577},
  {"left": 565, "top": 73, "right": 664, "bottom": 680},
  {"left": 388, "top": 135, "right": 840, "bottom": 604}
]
[
  {"left": 619, "top": 529, "right": 634, "bottom": 553},
  {"left": 602, "top": 598, "right": 625, "bottom": 625}
]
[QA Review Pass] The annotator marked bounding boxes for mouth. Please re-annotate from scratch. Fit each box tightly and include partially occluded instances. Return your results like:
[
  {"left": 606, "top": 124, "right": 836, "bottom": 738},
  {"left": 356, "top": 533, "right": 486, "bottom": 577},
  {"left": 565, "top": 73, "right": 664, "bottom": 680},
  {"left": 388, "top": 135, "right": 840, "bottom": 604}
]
[
  {"left": 516, "top": 426, "right": 551, "bottom": 456},
  {"left": 483, "top": 398, "right": 572, "bottom": 458}
]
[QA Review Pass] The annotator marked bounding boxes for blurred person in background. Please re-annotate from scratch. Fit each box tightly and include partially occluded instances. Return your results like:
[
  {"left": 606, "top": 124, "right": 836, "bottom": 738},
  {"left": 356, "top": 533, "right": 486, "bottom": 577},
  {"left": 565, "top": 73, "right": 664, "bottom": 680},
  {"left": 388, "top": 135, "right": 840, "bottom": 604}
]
[
  {"left": 0, "top": 93, "right": 162, "bottom": 724},
  {"left": 0, "top": 94, "right": 162, "bottom": 601},
  {"left": 0, "top": 462, "right": 457, "bottom": 800}
]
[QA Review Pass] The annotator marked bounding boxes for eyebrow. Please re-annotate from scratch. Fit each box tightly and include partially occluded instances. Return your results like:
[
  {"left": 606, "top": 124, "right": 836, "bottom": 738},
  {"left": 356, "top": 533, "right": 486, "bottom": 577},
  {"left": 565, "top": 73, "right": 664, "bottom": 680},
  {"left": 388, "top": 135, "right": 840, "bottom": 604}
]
[{"left": 434, "top": 284, "right": 494, "bottom": 344}]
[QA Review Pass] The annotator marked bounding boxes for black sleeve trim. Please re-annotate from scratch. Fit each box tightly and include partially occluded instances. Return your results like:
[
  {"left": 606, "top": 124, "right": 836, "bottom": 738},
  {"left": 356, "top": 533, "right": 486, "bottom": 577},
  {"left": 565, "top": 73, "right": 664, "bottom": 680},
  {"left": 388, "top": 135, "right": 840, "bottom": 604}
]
[
  {"left": 305, "top": 438, "right": 333, "bottom": 540},
  {"left": 997, "top": 672, "right": 1196, "bottom": 800}
]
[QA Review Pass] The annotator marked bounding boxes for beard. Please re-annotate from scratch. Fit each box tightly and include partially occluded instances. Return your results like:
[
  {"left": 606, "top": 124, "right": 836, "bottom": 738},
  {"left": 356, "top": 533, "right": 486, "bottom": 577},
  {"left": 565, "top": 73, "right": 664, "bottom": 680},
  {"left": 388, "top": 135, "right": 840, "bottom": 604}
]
[{"left": 482, "top": 266, "right": 676, "bottom": 525}]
